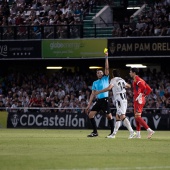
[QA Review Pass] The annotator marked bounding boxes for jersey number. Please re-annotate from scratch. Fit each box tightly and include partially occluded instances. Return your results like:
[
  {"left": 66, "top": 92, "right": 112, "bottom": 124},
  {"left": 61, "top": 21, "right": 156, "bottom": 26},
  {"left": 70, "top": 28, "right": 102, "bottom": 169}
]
[
  {"left": 118, "top": 81, "right": 126, "bottom": 100},
  {"left": 118, "top": 81, "right": 125, "bottom": 90}
]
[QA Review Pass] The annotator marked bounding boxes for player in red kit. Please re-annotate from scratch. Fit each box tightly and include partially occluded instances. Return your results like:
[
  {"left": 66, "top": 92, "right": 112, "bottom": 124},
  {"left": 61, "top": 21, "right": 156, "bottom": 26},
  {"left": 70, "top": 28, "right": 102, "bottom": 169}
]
[{"left": 129, "top": 67, "right": 155, "bottom": 139}]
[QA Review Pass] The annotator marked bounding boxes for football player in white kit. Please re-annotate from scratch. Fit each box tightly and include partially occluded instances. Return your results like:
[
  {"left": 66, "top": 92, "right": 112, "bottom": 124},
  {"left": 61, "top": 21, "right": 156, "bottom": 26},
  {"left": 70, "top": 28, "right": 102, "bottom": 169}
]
[{"left": 94, "top": 69, "right": 136, "bottom": 139}]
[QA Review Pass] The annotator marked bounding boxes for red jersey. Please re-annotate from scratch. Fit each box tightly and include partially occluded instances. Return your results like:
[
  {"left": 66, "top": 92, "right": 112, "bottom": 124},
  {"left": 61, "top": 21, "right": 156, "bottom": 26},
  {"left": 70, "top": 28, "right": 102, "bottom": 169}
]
[{"left": 132, "top": 75, "right": 152, "bottom": 99}]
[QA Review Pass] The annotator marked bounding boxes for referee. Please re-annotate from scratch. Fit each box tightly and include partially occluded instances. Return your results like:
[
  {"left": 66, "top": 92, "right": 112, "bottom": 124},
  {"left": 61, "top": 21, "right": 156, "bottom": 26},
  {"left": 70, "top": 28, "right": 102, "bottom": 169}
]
[{"left": 86, "top": 49, "right": 114, "bottom": 137}]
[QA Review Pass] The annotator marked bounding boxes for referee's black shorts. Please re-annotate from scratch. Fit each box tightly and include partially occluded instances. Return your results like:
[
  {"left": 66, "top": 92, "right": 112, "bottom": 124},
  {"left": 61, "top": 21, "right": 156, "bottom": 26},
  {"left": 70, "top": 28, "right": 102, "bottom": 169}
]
[{"left": 91, "top": 97, "right": 111, "bottom": 114}]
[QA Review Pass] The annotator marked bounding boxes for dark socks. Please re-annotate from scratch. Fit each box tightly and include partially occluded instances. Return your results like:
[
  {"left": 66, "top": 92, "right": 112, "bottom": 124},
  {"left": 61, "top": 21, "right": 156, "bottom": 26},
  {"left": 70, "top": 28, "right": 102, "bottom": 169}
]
[
  {"left": 108, "top": 119, "right": 114, "bottom": 133},
  {"left": 90, "top": 118, "right": 97, "bottom": 133}
]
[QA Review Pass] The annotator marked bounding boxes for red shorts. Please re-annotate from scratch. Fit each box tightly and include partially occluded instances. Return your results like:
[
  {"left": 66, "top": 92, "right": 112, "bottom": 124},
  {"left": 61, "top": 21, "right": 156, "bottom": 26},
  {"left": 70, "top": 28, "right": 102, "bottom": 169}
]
[{"left": 134, "top": 100, "right": 145, "bottom": 113}]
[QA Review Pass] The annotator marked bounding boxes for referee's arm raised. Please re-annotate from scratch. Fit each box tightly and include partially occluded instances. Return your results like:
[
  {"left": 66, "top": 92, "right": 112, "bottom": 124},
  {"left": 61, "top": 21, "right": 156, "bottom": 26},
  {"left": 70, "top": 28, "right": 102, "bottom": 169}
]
[{"left": 104, "top": 50, "right": 109, "bottom": 76}]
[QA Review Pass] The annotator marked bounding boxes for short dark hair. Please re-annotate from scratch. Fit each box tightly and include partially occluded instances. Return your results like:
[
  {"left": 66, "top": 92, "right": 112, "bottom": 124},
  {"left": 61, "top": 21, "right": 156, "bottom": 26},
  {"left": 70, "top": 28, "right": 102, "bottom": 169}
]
[
  {"left": 130, "top": 67, "right": 139, "bottom": 74},
  {"left": 96, "top": 69, "right": 103, "bottom": 72},
  {"left": 112, "top": 69, "right": 120, "bottom": 77}
]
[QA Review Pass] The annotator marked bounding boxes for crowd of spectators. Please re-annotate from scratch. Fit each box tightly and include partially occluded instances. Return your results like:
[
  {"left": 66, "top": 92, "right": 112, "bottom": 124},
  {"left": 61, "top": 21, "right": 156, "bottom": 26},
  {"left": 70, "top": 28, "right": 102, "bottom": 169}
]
[
  {"left": 0, "top": 67, "right": 170, "bottom": 114},
  {"left": 0, "top": 0, "right": 96, "bottom": 39},
  {"left": 113, "top": 0, "right": 170, "bottom": 37},
  {"left": 2, "top": 0, "right": 170, "bottom": 39},
  {"left": 0, "top": 0, "right": 170, "bottom": 114}
]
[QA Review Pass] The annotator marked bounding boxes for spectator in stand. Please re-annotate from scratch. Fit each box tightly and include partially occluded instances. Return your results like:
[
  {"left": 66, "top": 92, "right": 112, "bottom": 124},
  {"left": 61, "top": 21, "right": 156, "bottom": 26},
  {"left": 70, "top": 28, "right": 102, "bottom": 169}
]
[
  {"left": 0, "top": 94, "right": 4, "bottom": 103},
  {"left": 145, "top": 17, "right": 154, "bottom": 36},
  {"left": 48, "top": 5, "right": 56, "bottom": 17},
  {"left": 21, "top": 96, "right": 29, "bottom": 112},
  {"left": 34, "top": 94, "right": 43, "bottom": 107},
  {"left": 15, "top": 13, "right": 24, "bottom": 25},
  {"left": 11, "top": 99, "right": 18, "bottom": 112},
  {"left": 58, "top": 100, "right": 66, "bottom": 113},
  {"left": 165, "top": 97, "right": 170, "bottom": 108},
  {"left": 17, "top": 23, "right": 27, "bottom": 38},
  {"left": 160, "top": 16, "right": 169, "bottom": 36},
  {"left": 132, "top": 18, "right": 145, "bottom": 36},
  {"left": 112, "top": 19, "right": 122, "bottom": 37},
  {"left": 42, "top": 1, "right": 51, "bottom": 16},
  {"left": 61, "top": 4, "right": 69, "bottom": 15},
  {"left": 154, "top": 22, "right": 162, "bottom": 36},
  {"left": 28, "top": 93, "right": 37, "bottom": 107},
  {"left": 50, "top": 100, "right": 58, "bottom": 112},
  {"left": 57, "top": 86, "right": 65, "bottom": 100},
  {"left": 0, "top": 101, "right": 5, "bottom": 111},
  {"left": 10, "top": 2, "right": 18, "bottom": 16},
  {"left": 71, "top": 98, "right": 81, "bottom": 113},
  {"left": 45, "top": 96, "right": 52, "bottom": 107},
  {"left": 2, "top": 1, "right": 10, "bottom": 17},
  {"left": 85, "top": 89, "right": 91, "bottom": 103},
  {"left": 80, "top": 99, "right": 87, "bottom": 114},
  {"left": 128, "top": 16, "right": 136, "bottom": 36},
  {"left": 30, "top": 7, "right": 37, "bottom": 17},
  {"left": 59, "top": 20, "right": 68, "bottom": 38},
  {"left": 78, "top": 90, "right": 85, "bottom": 102},
  {"left": 73, "top": 5, "right": 82, "bottom": 21},
  {"left": 31, "top": 21, "right": 41, "bottom": 38},
  {"left": 164, "top": 88, "right": 170, "bottom": 99},
  {"left": 8, "top": 13, "right": 16, "bottom": 25},
  {"left": 56, "top": 5, "right": 63, "bottom": 16},
  {"left": 65, "top": 82, "right": 75, "bottom": 94},
  {"left": 122, "top": 17, "right": 129, "bottom": 36}
]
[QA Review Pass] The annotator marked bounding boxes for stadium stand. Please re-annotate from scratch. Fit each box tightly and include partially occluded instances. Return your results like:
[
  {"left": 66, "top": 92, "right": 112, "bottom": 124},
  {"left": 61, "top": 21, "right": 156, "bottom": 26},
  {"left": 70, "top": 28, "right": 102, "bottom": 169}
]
[
  {"left": 0, "top": 0, "right": 170, "bottom": 113},
  {"left": 0, "top": 68, "right": 170, "bottom": 112},
  {"left": 1, "top": 0, "right": 170, "bottom": 39}
]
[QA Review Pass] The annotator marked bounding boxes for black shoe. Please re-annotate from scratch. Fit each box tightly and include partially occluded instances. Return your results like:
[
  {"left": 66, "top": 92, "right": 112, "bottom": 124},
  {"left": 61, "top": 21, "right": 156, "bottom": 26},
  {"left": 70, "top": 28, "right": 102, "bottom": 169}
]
[{"left": 87, "top": 132, "right": 98, "bottom": 137}]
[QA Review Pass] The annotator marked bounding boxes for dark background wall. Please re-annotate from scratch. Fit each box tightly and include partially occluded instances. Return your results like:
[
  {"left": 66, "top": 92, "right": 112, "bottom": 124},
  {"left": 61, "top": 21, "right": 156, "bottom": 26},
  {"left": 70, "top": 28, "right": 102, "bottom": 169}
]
[{"left": 0, "top": 57, "right": 169, "bottom": 76}]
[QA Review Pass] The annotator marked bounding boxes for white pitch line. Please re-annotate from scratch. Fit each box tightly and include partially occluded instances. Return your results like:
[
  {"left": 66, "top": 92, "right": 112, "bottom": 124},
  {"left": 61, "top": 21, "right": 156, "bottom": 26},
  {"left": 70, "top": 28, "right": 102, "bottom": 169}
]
[{"left": 45, "top": 166, "right": 170, "bottom": 170}]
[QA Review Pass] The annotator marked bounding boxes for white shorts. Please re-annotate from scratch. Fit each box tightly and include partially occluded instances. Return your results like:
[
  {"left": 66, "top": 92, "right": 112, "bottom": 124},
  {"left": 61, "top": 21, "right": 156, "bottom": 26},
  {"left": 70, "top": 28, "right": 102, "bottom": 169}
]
[{"left": 115, "top": 96, "right": 127, "bottom": 116}]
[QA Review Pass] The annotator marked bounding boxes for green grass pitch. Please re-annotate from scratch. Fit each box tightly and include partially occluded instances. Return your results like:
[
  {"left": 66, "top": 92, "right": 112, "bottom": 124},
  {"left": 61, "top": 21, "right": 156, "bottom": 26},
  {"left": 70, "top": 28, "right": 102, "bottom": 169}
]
[{"left": 0, "top": 129, "right": 170, "bottom": 170}]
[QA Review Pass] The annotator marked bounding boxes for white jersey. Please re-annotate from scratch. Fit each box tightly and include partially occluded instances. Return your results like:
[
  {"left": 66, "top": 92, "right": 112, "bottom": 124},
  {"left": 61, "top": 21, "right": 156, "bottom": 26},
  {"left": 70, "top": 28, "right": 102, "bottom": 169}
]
[{"left": 110, "top": 77, "right": 127, "bottom": 115}]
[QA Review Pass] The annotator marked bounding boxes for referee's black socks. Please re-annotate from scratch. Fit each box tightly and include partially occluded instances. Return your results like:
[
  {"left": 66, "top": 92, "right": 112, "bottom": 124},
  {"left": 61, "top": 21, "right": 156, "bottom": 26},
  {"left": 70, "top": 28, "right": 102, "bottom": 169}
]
[
  {"left": 90, "top": 118, "right": 97, "bottom": 133},
  {"left": 108, "top": 119, "right": 114, "bottom": 134}
]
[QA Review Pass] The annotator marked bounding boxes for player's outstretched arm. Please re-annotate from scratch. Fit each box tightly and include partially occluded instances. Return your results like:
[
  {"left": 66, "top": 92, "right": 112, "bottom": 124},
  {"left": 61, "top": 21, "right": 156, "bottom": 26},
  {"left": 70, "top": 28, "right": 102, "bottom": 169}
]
[
  {"left": 125, "top": 83, "right": 131, "bottom": 88},
  {"left": 94, "top": 84, "right": 113, "bottom": 95}
]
